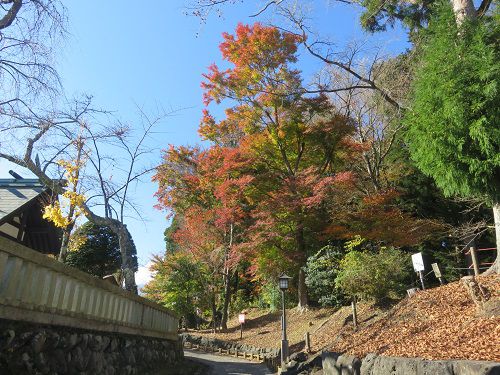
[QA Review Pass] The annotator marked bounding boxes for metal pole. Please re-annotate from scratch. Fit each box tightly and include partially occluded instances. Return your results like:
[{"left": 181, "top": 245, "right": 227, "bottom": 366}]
[
  {"left": 240, "top": 323, "right": 243, "bottom": 339},
  {"left": 419, "top": 271, "right": 425, "bottom": 290},
  {"left": 280, "top": 289, "right": 288, "bottom": 367}
]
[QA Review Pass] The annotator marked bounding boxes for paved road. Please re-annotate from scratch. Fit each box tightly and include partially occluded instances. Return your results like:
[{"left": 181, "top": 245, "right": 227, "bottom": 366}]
[{"left": 184, "top": 349, "right": 275, "bottom": 375}]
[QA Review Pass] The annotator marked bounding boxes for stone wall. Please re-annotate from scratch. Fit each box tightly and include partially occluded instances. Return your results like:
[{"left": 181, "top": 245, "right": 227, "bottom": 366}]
[
  {"left": 322, "top": 351, "right": 500, "bottom": 375},
  {"left": 0, "top": 319, "right": 183, "bottom": 375}
]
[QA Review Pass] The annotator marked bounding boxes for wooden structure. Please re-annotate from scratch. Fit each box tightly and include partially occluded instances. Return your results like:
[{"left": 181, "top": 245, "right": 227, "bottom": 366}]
[
  {"left": 0, "top": 236, "right": 178, "bottom": 340},
  {"left": 0, "top": 178, "right": 61, "bottom": 255}
]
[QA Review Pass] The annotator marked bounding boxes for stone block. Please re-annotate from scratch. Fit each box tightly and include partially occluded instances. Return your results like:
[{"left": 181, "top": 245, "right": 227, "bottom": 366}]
[
  {"left": 322, "top": 351, "right": 361, "bottom": 375},
  {"left": 453, "top": 360, "right": 500, "bottom": 375}
]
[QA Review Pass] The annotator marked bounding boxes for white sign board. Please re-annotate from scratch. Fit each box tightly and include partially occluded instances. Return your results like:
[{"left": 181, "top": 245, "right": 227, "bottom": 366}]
[
  {"left": 412, "top": 252, "right": 425, "bottom": 272},
  {"left": 238, "top": 313, "right": 246, "bottom": 324}
]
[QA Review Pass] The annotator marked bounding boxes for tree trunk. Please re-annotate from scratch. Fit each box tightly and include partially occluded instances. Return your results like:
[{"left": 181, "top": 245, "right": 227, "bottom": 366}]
[
  {"left": 211, "top": 292, "right": 217, "bottom": 333},
  {"left": 220, "top": 223, "right": 234, "bottom": 331},
  {"left": 58, "top": 224, "right": 73, "bottom": 262},
  {"left": 296, "top": 225, "right": 308, "bottom": 310},
  {"left": 298, "top": 267, "right": 308, "bottom": 310},
  {"left": 484, "top": 202, "right": 500, "bottom": 274},
  {"left": 450, "top": 0, "right": 476, "bottom": 25},
  {"left": 116, "top": 224, "right": 138, "bottom": 293},
  {"left": 220, "top": 270, "right": 233, "bottom": 331}
]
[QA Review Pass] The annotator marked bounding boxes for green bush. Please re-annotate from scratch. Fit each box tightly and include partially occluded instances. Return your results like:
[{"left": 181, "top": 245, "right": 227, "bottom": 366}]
[
  {"left": 230, "top": 289, "right": 252, "bottom": 316},
  {"left": 335, "top": 247, "right": 410, "bottom": 303},
  {"left": 257, "top": 282, "right": 282, "bottom": 312},
  {"left": 305, "top": 244, "right": 347, "bottom": 307}
]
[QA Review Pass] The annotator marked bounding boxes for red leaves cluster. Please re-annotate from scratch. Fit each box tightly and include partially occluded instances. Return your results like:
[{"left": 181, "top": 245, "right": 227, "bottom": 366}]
[{"left": 201, "top": 23, "right": 303, "bottom": 106}]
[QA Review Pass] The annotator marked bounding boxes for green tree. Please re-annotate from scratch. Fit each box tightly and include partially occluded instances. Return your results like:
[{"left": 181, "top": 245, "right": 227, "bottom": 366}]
[
  {"left": 65, "top": 222, "right": 129, "bottom": 278},
  {"left": 336, "top": 246, "right": 411, "bottom": 303},
  {"left": 143, "top": 252, "right": 209, "bottom": 327},
  {"left": 305, "top": 244, "right": 347, "bottom": 307},
  {"left": 404, "top": 2, "right": 500, "bottom": 272}
]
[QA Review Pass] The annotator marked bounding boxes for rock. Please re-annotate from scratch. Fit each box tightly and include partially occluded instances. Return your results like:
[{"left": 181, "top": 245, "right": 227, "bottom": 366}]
[
  {"left": 359, "top": 353, "right": 377, "bottom": 375},
  {"left": 0, "top": 329, "right": 15, "bottom": 349},
  {"left": 452, "top": 360, "right": 500, "bottom": 375},
  {"left": 290, "top": 351, "right": 308, "bottom": 363},
  {"left": 322, "top": 351, "right": 361, "bottom": 375},
  {"left": 109, "top": 338, "right": 118, "bottom": 352},
  {"left": 32, "top": 331, "right": 47, "bottom": 353}
]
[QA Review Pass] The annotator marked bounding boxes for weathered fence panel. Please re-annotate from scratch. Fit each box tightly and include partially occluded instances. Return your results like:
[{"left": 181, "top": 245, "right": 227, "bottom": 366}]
[{"left": 0, "top": 236, "right": 178, "bottom": 340}]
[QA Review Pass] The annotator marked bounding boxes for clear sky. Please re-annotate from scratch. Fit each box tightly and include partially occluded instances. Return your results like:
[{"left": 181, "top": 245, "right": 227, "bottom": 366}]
[{"left": 1, "top": 0, "right": 409, "bottom": 287}]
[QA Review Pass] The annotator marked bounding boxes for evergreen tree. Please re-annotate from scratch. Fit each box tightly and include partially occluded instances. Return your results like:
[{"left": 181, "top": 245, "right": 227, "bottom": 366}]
[{"left": 404, "top": 2, "right": 500, "bottom": 272}]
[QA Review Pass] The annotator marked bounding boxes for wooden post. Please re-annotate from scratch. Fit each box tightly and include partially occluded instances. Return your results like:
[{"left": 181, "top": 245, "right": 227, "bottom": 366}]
[
  {"left": 305, "top": 331, "right": 311, "bottom": 353},
  {"left": 470, "top": 246, "right": 480, "bottom": 276},
  {"left": 351, "top": 297, "right": 358, "bottom": 328},
  {"left": 240, "top": 323, "right": 243, "bottom": 339}
]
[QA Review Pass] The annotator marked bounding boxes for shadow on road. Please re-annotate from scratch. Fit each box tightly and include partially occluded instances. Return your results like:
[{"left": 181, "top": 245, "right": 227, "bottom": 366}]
[{"left": 185, "top": 349, "right": 275, "bottom": 375}]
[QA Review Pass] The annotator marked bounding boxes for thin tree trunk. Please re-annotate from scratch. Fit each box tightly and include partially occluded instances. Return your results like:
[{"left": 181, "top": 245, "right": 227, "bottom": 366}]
[
  {"left": 220, "top": 271, "right": 233, "bottom": 331},
  {"left": 298, "top": 267, "right": 308, "bottom": 310},
  {"left": 211, "top": 292, "right": 217, "bottom": 333},
  {"left": 296, "top": 225, "right": 308, "bottom": 310},
  {"left": 220, "top": 223, "right": 234, "bottom": 331},
  {"left": 58, "top": 224, "right": 73, "bottom": 262},
  {"left": 484, "top": 202, "right": 500, "bottom": 274}
]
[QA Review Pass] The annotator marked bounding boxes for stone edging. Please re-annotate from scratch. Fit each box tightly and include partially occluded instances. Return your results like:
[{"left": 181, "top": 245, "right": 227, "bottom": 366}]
[
  {"left": 181, "top": 333, "right": 280, "bottom": 370},
  {"left": 322, "top": 351, "right": 500, "bottom": 375}
]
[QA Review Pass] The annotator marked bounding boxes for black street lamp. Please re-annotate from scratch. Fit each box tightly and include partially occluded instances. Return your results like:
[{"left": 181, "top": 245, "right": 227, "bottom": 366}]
[{"left": 279, "top": 273, "right": 291, "bottom": 367}]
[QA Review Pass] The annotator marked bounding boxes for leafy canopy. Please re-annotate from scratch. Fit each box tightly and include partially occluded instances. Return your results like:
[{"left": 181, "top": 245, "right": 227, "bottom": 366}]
[
  {"left": 404, "top": 2, "right": 500, "bottom": 204},
  {"left": 65, "top": 222, "right": 125, "bottom": 278},
  {"left": 336, "top": 246, "right": 411, "bottom": 302}
]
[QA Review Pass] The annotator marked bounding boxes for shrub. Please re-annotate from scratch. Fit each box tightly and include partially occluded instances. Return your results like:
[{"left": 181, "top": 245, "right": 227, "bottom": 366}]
[
  {"left": 257, "top": 282, "right": 282, "bottom": 312},
  {"left": 335, "top": 247, "right": 410, "bottom": 303},
  {"left": 305, "top": 244, "right": 347, "bottom": 307}
]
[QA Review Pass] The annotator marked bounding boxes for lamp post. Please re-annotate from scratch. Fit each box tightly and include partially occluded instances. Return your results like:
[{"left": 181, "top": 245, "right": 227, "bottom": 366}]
[{"left": 279, "top": 273, "right": 291, "bottom": 367}]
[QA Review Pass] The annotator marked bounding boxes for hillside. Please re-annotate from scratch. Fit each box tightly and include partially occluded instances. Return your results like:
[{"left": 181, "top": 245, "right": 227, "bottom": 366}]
[{"left": 192, "top": 275, "right": 500, "bottom": 362}]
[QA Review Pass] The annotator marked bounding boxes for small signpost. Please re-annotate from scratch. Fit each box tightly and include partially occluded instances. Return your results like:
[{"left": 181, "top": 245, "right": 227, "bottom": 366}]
[
  {"left": 431, "top": 262, "right": 445, "bottom": 285},
  {"left": 238, "top": 313, "right": 246, "bottom": 339},
  {"left": 412, "top": 252, "right": 426, "bottom": 290}
]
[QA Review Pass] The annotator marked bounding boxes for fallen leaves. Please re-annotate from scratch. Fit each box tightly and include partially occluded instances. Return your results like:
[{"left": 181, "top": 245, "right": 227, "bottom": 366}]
[
  {"left": 315, "top": 274, "right": 500, "bottom": 361},
  {"left": 192, "top": 275, "right": 499, "bottom": 362}
]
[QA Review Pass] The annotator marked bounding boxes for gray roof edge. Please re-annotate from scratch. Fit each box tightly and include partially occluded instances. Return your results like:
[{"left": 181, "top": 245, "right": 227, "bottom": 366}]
[{"left": 0, "top": 179, "right": 45, "bottom": 187}]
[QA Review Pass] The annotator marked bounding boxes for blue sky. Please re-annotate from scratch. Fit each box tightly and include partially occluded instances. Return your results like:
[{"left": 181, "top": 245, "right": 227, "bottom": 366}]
[{"left": 1, "top": 0, "right": 409, "bottom": 286}]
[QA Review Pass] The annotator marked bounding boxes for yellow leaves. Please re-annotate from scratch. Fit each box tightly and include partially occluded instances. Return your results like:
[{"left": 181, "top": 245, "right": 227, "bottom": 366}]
[
  {"left": 63, "top": 190, "right": 85, "bottom": 209},
  {"left": 43, "top": 202, "right": 71, "bottom": 228},
  {"left": 43, "top": 158, "right": 86, "bottom": 229},
  {"left": 57, "top": 159, "right": 83, "bottom": 186},
  {"left": 68, "top": 232, "right": 87, "bottom": 252}
]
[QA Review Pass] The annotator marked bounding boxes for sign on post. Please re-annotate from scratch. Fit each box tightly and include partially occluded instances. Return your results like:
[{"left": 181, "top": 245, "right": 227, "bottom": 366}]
[
  {"left": 412, "top": 252, "right": 426, "bottom": 290},
  {"left": 431, "top": 263, "right": 441, "bottom": 278},
  {"left": 412, "top": 252, "right": 425, "bottom": 272},
  {"left": 431, "top": 263, "right": 445, "bottom": 285},
  {"left": 238, "top": 313, "right": 246, "bottom": 324},
  {"left": 239, "top": 313, "right": 245, "bottom": 339}
]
